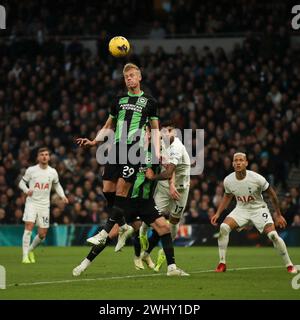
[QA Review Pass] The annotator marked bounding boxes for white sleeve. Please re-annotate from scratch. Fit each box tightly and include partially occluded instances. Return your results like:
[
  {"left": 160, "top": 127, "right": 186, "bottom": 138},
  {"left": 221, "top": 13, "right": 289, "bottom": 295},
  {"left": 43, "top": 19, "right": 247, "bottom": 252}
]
[
  {"left": 223, "top": 178, "right": 232, "bottom": 194},
  {"left": 257, "top": 173, "right": 269, "bottom": 191},
  {"left": 168, "top": 144, "right": 181, "bottom": 166},
  {"left": 18, "top": 168, "right": 31, "bottom": 193},
  {"left": 19, "top": 179, "right": 29, "bottom": 193},
  {"left": 53, "top": 170, "right": 59, "bottom": 184},
  {"left": 52, "top": 170, "right": 65, "bottom": 198},
  {"left": 22, "top": 168, "right": 31, "bottom": 183},
  {"left": 54, "top": 182, "right": 66, "bottom": 198}
]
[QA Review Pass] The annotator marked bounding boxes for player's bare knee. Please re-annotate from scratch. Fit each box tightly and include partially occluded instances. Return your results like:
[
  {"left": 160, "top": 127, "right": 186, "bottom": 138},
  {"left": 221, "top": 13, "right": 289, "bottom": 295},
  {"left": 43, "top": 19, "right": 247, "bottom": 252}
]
[
  {"left": 115, "top": 189, "right": 128, "bottom": 197},
  {"left": 158, "top": 225, "right": 170, "bottom": 236},
  {"left": 38, "top": 232, "right": 47, "bottom": 240},
  {"left": 267, "top": 230, "right": 279, "bottom": 242},
  {"left": 108, "top": 229, "right": 118, "bottom": 239},
  {"left": 219, "top": 223, "right": 231, "bottom": 236},
  {"left": 115, "top": 179, "right": 131, "bottom": 197},
  {"left": 103, "top": 180, "right": 117, "bottom": 193},
  {"left": 131, "top": 220, "right": 141, "bottom": 231},
  {"left": 25, "top": 223, "right": 34, "bottom": 231},
  {"left": 152, "top": 221, "right": 170, "bottom": 236}
]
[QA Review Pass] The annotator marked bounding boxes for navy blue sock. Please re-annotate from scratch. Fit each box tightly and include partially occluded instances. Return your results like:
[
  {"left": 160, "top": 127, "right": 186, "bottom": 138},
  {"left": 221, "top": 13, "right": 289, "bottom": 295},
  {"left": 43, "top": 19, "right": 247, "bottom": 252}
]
[
  {"left": 87, "top": 237, "right": 112, "bottom": 262},
  {"left": 160, "top": 233, "right": 175, "bottom": 265},
  {"left": 146, "top": 229, "right": 160, "bottom": 254},
  {"left": 133, "top": 230, "right": 141, "bottom": 257}
]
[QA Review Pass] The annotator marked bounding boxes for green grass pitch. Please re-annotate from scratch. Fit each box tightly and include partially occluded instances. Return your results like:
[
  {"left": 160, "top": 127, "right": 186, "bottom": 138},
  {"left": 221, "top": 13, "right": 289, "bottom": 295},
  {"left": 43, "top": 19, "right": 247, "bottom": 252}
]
[{"left": 0, "top": 246, "right": 299, "bottom": 299}]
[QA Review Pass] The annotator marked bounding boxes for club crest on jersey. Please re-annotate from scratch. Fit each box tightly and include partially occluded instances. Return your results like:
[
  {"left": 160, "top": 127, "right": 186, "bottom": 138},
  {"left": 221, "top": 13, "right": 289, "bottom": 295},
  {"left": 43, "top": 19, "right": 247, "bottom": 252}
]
[
  {"left": 34, "top": 182, "right": 49, "bottom": 190},
  {"left": 136, "top": 97, "right": 148, "bottom": 107},
  {"left": 236, "top": 195, "right": 255, "bottom": 202}
]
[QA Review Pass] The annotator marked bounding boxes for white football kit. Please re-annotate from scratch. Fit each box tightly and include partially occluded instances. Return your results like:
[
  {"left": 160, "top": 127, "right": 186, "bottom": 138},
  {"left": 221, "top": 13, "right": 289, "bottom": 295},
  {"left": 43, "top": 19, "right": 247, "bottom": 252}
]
[
  {"left": 19, "top": 164, "right": 65, "bottom": 228},
  {"left": 154, "top": 137, "right": 190, "bottom": 219},
  {"left": 224, "top": 170, "right": 273, "bottom": 233}
]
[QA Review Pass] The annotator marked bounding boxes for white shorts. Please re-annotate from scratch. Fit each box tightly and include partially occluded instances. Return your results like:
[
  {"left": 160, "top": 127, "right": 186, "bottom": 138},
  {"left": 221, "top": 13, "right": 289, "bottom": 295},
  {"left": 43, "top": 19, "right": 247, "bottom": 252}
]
[
  {"left": 227, "top": 206, "right": 274, "bottom": 233},
  {"left": 154, "top": 183, "right": 189, "bottom": 219},
  {"left": 23, "top": 202, "right": 50, "bottom": 228}
]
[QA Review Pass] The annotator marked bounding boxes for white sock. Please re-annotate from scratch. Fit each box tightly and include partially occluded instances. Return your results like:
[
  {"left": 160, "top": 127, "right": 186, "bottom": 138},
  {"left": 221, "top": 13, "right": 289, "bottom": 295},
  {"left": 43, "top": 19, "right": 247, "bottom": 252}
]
[
  {"left": 29, "top": 235, "right": 43, "bottom": 252},
  {"left": 167, "top": 263, "right": 176, "bottom": 270},
  {"left": 81, "top": 258, "right": 91, "bottom": 270},
  {"left": 218, "top": 223, "right": 231, "bottom": 264},
  {"left": 119, "top": 224, "right": 128, "bottom": 231},
  {"left": 99, "top": 229, "right": 108, "bottom": 237},
  {"left": 22, "top": 230, "right": 32, "bottom": 258},
  {"left": 268, "top": 231, "right": 293, "bottom": 267},
  {"left": 139, "top": 222, "right": 149, "bottom": 236},
  {"left": 170, "top": 223, "right": 179, "bottom": 241}
]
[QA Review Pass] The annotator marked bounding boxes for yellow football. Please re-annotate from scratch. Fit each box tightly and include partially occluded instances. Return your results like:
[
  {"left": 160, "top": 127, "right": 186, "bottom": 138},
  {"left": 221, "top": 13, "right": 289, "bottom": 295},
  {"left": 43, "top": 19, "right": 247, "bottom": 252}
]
[{"left": 108, "top": 36, "right": 130, "bottom": 57}]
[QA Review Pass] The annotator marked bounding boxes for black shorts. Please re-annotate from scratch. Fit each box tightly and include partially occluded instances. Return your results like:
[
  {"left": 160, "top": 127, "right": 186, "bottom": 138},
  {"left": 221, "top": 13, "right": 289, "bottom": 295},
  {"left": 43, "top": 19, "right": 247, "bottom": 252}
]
[
  {"left": 125, "top": 212, "right": 141, "bottom": 225},
  {"left": 102, "top": 163, "right": 140, "bottom": 183},
  {"left": 124, "top": 198, "right": 162, "bottom": 226},
  {"left": 102, "top": 143, "right": 142, "bottom": 183}
]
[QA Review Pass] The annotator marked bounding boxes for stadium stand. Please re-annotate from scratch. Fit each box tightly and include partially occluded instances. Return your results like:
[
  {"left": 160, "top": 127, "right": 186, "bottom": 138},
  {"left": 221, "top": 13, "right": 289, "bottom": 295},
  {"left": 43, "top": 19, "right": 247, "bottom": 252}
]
[{"left": 0, "top": 1, "right": 299, "bottom": 227}]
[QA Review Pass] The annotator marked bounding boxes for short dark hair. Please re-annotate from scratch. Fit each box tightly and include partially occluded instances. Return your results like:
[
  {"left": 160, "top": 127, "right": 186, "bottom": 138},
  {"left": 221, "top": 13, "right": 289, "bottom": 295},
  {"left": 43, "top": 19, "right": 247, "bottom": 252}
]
[
  {"left": 160, "top": 121, "right": 175, "bottom": 129},
  {"left": 37, "top": 147, "right": 50, "bottom": 155}
]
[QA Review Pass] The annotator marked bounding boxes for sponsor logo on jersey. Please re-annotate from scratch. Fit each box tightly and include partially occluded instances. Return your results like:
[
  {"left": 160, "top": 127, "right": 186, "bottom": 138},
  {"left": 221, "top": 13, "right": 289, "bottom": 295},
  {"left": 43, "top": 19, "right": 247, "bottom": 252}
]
[
  {"left": 236, "top": 195, "right": 255, "bottom": 203},
  {"left": 120, "top": 104, "right": 143, "bottom": 113},
  {"left": 34, "top": 182, "right": 50, "bottom": 190}
]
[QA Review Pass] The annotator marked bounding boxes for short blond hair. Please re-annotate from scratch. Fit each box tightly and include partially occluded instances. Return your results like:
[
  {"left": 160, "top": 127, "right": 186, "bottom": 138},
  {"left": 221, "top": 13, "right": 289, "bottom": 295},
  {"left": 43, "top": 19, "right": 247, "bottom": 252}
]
[
  {"left": 123, "top": 63, "right": 141, "bottom": 75},
  {"left": 233, "top": 152, "right": 247, "bottom": 160}
]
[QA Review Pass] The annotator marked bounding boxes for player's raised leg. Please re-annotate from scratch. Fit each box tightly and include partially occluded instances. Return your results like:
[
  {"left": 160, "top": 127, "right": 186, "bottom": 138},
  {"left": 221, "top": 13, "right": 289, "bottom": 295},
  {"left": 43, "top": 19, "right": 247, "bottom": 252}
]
[
  {"left": 73, "top": 224, "right": 118, "bottom": 276},
  {"left": 87, "top": 178, "right": 134, "bottom": 246}
]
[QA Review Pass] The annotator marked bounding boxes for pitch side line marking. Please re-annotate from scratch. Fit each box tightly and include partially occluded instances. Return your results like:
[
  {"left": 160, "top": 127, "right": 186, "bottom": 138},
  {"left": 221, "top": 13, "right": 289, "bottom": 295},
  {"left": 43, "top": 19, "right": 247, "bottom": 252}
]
[{"left": 6, "top": 265, "right": 283, "bottom": 288}]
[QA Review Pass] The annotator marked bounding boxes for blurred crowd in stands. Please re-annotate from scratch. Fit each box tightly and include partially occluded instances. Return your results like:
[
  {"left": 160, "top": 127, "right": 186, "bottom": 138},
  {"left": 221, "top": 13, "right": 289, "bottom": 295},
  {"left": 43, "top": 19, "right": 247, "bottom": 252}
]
[
  {"left": 0, "top": 1, "right": 300, "bottom": 227},
  {"left": 3, "top": 0, "right": 290, "bottom": 38}
]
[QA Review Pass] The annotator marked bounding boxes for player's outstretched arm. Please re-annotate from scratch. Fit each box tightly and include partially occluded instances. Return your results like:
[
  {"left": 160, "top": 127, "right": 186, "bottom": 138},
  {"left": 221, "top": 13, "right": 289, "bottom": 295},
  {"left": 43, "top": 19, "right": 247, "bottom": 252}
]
[
  {"left": 265, "top": 186, "right": 287, "bottom": 229},
  {"left": 211, "top": 194, "right": 233, "bottom": 226},
  {"left": 146, "top": 163, "right": 176, "bottom": 181},
  {"left": 76, "top": 116, "right": 115, "bottom": 147},
  {"left": 76, "top": 137, "right": 96, "bottom": 147}
]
